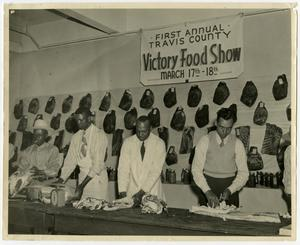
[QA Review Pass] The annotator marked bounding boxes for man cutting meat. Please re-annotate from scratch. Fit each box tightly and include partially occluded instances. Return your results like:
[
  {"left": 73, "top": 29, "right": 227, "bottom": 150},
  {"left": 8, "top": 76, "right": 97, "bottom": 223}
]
[
  {"left": 118, "top": 116, "right": 166, "bottom": 207},
  {"left": 57, "top": 107, "right": 108, "bottom": 201},
  {"left": 192, "top": 108, "right": 249, "bottom": 208}
]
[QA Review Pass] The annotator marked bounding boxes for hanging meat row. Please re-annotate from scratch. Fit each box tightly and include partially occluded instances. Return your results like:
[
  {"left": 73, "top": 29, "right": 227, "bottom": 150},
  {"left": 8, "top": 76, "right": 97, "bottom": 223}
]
[{"left": 13, "top": 73, "right": 289, "bottom": 120}]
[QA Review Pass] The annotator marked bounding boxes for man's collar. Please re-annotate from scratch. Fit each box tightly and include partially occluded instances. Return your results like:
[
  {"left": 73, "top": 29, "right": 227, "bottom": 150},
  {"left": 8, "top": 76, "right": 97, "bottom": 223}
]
[
  {"left": 215, "top": 132, "right": 230, "bottom": 143},
  {"left": 82, "top": 123, "right": 93, "bottom": 135},
  {"left": 34, "top": 142, "right": 49, "bottom": 149},
  {"left": 135, "top": 133, "right": 152, "bottom": 144}
]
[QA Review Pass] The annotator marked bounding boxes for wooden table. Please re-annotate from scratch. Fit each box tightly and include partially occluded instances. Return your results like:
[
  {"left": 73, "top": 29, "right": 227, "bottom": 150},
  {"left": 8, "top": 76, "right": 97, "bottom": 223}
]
[
  {"left": 8, "top": 199, "right": 54, "bottom": 234},
  {"left": 8, "top": 199, "right": 290, "bottom": 236}
]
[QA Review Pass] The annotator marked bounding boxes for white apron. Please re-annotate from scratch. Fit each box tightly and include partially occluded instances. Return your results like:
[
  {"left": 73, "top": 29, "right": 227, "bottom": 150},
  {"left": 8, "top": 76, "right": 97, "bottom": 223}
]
[{"left": 77, "top": 154, "right": 108, "bottom": 200}]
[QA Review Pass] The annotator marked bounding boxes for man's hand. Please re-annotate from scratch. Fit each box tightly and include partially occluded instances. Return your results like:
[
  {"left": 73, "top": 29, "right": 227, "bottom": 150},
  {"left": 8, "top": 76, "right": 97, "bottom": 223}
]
[
  {"left": 53, "top": 177, "right": 64, "bottom": 185},
  {"left": 205, "top": 190, "right": 219, "bottom": 208},
  {"left": 30, "top": 166, "right": 44, "bottom": 174},
  {"left": 71, "top": 185, "right": 84, "bottom": 201},
  {"left": 220, "top": 188, "right": 231, "bottom": 202},
  {"left": 119, "top": 192, "right": 127, "bottom": 199},
  {"left": 29, "top": 166, "right": 38, "bottom": 174},
  {"left": 30, "top": 167, "right": 48, "bottom": 180},
  {"left": 132, "top": 189, "right": 145, "bottom": 207},
  {"left": 55, "top": 177, "right": 64, "bottom": 183}
]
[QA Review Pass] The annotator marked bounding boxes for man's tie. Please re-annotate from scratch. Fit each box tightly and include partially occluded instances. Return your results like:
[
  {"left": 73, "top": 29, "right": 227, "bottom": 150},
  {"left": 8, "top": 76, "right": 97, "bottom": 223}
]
[
  {"left": 220, "top": 139, "right": 224, "bottom": 147},
  {"left": 81, "top": 133, "right": 87, "bottom": 157},
  {"left": 140, "top": 141, "right": 145, "bottom": 161}
]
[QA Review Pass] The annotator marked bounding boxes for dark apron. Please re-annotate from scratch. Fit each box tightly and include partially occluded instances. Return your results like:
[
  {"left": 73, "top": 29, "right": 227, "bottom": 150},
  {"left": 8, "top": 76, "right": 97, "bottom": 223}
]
[{"left": 198, "top": 174, "right": 239, "bottom": 207}]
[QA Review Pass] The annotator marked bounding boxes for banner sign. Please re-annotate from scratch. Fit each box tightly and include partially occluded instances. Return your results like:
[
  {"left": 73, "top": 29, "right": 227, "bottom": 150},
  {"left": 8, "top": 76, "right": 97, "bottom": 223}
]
[{"left": 140, "top": 15, "right": 244, "bottom": 85}]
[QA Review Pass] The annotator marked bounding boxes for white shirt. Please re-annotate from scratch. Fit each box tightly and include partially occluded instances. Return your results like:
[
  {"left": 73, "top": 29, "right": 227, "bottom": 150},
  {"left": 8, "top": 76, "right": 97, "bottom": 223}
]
[
  {"left": 192, "top": 133, "right": 249, "bottom": 194},
  {"left": 118, "top": 133, "right": 166, "bottom": 200},
  {"left": 60, "top": 124, "right": 108, "bottom": 180},
  {"left": 18, "top": 142, "right": 63, "bottom": 177}
]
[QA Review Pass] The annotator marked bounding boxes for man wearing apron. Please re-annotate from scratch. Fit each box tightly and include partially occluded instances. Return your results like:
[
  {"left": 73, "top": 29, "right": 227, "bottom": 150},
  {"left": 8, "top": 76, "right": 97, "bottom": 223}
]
[
  {"left": 58, "top": 107, "right": 108, "bottom": 200},
  {"left": 192, "top": 108, "right": 249, "bottom": 208},
  {"left": 118, "top": 116, "right": 166, "bottom": 206}
]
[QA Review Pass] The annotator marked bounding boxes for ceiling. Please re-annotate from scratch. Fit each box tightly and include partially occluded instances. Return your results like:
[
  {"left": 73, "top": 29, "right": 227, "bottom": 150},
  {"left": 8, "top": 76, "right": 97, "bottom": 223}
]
[
  {"left": 10, "top": 9, "right": 62, "bottom": 25},
  {"left": 8, "top": 8, "right": 281, "bottom": 53},
  {"left": 9, "top": 9, "right": 124, "bottom": 52}
]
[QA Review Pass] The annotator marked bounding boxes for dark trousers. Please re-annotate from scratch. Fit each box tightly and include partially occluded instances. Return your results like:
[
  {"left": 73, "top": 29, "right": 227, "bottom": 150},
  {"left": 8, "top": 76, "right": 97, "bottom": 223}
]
[{"left": 198, "top": 174, "right": 239, "bottom": 207}]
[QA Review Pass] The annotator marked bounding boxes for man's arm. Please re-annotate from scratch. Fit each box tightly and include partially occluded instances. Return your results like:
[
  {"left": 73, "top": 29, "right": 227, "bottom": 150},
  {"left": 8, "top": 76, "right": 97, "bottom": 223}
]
[
  {"left": 59, "top": 136, "right": 78, "bottom": 182},
  {"left": 17, "top": 149, "right": 32, "bottom": 173},
  {"left": 117, "top": 139, "right": 131, "bottom": 196},
  {"left": 87, "top": 131, "right": 108, "bottom": 178},
  {"left": 227, "top": 139, "right": 249, "bottom": 194},
  {"left": 191, "top": 136, "right": 211, "bottom": 193},
  {"left": 192, "top": 136, "right": 220, "bottom": 207}
]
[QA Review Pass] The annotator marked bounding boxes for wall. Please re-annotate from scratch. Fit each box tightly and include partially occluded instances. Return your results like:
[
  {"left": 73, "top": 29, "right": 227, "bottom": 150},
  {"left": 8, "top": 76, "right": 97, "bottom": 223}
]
[
  {"left": 126, "top": 9, "right": 264, "bottom": 30},
  {"left": 9, "top": 10, "right": 291, "bottom": 181}
]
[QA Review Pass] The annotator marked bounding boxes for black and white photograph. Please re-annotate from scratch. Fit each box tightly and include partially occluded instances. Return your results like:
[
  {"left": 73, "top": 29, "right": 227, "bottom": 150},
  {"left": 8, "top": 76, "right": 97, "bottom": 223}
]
[{"left": 2, "top": 1, "right": 297, "bottom": 240}]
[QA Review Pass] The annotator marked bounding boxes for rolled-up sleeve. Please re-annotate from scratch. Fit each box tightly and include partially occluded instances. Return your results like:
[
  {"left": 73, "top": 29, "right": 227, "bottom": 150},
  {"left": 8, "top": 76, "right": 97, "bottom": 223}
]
[
  {"left": 60, "top": 136, "right": 78, "bottom": 181},
  {"left": 141, "top": 140, "right": 166, "bottom": 193},
  {"left": 191, "top": 136, "right": 211, "bottom": 194},
  {"left": 227, "top": 139, "right": 249, "bottom": 194},
  {"left": 118, "top": 138, "right": 131, "bottom": 193},
  {"left": 88, "top": 131, "right": 108, "bottom": 178}
]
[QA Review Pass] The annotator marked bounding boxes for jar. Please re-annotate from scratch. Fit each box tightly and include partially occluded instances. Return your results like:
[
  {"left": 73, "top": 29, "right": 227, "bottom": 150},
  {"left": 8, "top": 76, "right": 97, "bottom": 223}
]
[
  {"left": 259, "top": 172, "right": 265, "bottom": 186},
  {"left": 264, "top": 173, "right": 270, "bottom": 187},
  {"left": 273, "top": 173, "right": 279, "bottom": 188},
  {"left": 169, "top": 170, "right": 176, "bottom": 184},
  {"left": 181, "top": 169, "right": 191, "bottom": 184},
  {"left": 250, "top": 173, "right": 256, "bottom": 188},
  {"left": 270, "top": 173, "right": 274, "bottom": 188},
  {"left": 109, "top": 168, "right": 117, "bottom": 181},
  {"left": 166, "top": 169, "right": 171, "bottom": 183},
  {"left": 256, "top": 171, "right": 261, "bottom": 185}
]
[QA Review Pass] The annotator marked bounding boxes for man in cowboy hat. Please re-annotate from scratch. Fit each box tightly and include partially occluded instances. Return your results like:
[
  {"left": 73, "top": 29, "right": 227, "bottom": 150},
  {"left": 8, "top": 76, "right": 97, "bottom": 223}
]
[{"left": 16, "top": 119, "right": 63, "bottom": 180}]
